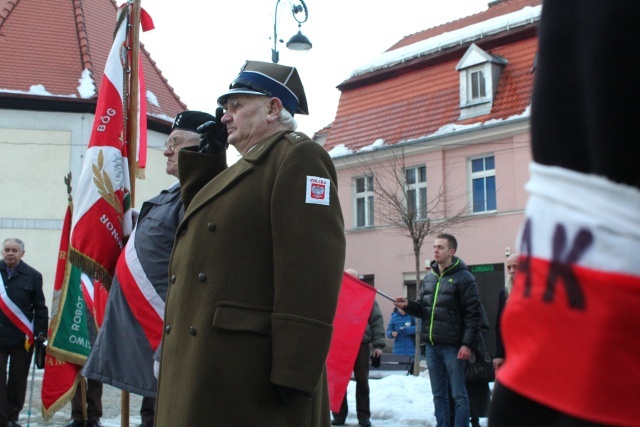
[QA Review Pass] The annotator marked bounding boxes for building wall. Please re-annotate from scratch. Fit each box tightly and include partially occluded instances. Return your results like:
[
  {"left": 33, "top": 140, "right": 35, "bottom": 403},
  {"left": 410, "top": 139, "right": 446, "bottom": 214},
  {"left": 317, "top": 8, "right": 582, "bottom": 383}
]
[
  {"left": 0, "top": 109, "right": 176, "bottom": 305},
  {"left": 333, "top": 121, "right": 532, "bottom": 332}
]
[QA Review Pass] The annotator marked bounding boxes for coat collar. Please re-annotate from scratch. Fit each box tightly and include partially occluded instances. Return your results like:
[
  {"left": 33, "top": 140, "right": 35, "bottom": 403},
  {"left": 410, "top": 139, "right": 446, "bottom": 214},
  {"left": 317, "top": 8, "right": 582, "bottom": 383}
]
[{"left": 181, "top": 131, "right": 287, "bottom": 221}]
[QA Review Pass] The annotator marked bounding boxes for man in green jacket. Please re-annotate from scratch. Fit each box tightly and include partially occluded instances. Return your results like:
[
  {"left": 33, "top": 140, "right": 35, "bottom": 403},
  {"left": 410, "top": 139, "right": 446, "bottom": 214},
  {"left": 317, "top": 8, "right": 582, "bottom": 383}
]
[{"left": 395, "top": 233, "right": 481, "bottom": 427}]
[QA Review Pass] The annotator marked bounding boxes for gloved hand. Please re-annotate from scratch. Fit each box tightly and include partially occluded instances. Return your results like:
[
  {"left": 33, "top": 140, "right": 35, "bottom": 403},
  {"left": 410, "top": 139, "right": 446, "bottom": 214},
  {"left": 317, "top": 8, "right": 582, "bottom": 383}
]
[
  {"left": 272, "top": 384, "right": 313, "bottom": 405},
  {"left": 197, "top": 107, "right": 228, "bottom": 154},
  {"left": 153, "top": 360, "right": 160, "bottom": 379}
]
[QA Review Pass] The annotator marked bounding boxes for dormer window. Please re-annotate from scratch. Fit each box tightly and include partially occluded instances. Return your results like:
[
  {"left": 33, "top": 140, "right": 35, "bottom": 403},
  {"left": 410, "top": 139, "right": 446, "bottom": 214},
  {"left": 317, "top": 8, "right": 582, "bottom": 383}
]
[{"left": 456, "top": 43, "right": 507, "bottom": 120}]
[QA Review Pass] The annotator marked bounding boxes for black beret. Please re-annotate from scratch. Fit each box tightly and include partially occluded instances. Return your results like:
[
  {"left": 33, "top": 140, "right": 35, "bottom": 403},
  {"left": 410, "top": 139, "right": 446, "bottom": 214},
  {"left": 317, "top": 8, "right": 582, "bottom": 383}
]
[
  {"left": 171, "top": 110, "right": 215, "bottom": 133},
  {"left": 217, "top": 60, "right": 308, "bottom": 116}
]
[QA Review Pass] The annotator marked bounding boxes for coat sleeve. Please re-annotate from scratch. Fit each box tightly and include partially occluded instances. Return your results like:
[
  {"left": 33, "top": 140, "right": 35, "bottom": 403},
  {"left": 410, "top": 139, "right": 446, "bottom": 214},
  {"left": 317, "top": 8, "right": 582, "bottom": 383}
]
[
  {"left": 386, "top": 314, "right": 396, "bottom": 339},
  {"left": 403, "top": 299, "right": 423, "bottom": 319},
  {"left": 403, "top": 318, "right": 417, "bottom": 336},
  {"left": 32, "top": 270, "right": 48, "bottom": 337},
  {"left": 494, "top": 288, "right": 507, "bottom": 359},
  {"left": 177, "top": 148, "right": 227, "bottom": 209},
  {"left": 369, "top": 301, "right": 386, "bottom": 350},
  {"left": 459, "top": 272, "right": 482, "bottom": 348},
  {"left": 269, "top": 140, "right": 346, "bottom": 393}
]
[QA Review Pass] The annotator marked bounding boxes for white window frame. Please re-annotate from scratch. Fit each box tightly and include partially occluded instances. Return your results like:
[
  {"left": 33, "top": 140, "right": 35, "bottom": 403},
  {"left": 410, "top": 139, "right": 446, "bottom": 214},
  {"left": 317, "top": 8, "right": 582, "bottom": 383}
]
[
  {"left": 469, "top": 154, "right": 497, "bottom": 214},
  {"left": 354, "top": 175, "right": 374, "bottom": 228},
  {"left": 468, "top": 65, "right": 487, "bottom": 103},
  {"left": 405, "top": 165, "right": 427, "bottom": 221}
]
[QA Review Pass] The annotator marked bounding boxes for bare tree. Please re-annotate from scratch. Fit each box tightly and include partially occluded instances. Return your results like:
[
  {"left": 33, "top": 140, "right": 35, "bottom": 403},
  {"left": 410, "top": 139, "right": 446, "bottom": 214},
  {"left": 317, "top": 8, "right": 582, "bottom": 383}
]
[{"left": 346, "top": 146, "right": 470, "bottom": 375}]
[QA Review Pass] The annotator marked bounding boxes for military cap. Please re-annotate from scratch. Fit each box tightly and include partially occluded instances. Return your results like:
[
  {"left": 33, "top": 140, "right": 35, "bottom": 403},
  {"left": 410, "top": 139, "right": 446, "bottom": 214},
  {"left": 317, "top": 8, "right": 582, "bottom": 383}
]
[
  {"left": 171, "top": 110, "right": 215, "bottom": 133},
  {"left": 217, "top": 60, "right": 308, "bottom": 116}
]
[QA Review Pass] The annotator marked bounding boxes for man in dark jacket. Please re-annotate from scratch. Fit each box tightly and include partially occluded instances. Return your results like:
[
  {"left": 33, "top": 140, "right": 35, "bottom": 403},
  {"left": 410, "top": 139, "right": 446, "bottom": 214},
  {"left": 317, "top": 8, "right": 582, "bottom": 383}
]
[
  {"left": 0, "top": 238, "right": 48, "bottom": 427},
  {"left": 489, "top": 2, "right": 640, "bottom": 426},
  {"left": 82, "top": 111, "right": 220, "bottom": 427},
  {"left": 332, "top": 269, "right": 385, "bottom": 427},
  {"left": 395, "top": 233, "right": 481, "bottom": 427}
]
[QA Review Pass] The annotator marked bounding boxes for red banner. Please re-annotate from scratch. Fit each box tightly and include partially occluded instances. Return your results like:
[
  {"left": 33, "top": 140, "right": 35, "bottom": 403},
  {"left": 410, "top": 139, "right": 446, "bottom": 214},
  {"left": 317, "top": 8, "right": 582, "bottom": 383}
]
[
  {"left": 500, "top": 257, "right": 640, "bottom": 426},
  {"left": 326, "top": 272, "right": 376, "bottom": 412}
]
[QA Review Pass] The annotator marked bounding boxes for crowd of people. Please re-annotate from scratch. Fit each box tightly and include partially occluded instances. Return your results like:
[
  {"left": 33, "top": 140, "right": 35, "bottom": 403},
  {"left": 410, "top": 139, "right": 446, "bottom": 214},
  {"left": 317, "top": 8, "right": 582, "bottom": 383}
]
[{"left": 2, "top": 2, "right": 638, "bottom": 426}]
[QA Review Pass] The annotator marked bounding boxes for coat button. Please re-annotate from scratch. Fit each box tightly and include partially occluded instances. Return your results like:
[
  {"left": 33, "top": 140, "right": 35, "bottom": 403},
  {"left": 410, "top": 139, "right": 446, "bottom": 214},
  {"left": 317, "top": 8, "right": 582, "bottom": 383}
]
[
  {"left": 180, "top": 229, "right": 187, "bottom": 236},
  {"left": 165, "top": 325, "right": 171, "bottom": 334},
  {"left": 198, "top": 273, "right": 206, "bottom": 282},
  {"left": 207, "top": 223, "right": 216, "bottom": 232},
  {"left": 171, "top": 275, "right": 176, "bottom": 284},
  {"left": 189, "top": 326, "right": 197, "bottom": 336}
]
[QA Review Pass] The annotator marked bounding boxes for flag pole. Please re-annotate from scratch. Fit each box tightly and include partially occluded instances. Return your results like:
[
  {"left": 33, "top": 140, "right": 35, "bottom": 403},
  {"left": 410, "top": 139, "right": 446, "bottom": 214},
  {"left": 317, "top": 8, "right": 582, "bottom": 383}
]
[
  {"left": 121, "top": 1, "right": 141, "bottom": 424},
  {"left": 127, "top": 0, "right": 141, "bottom": 208}
]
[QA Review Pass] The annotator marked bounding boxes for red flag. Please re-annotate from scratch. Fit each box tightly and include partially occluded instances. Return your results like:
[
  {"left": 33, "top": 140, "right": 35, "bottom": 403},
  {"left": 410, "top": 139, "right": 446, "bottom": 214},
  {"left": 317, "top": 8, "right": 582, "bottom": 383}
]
[
  {"left": 41, "top": 204, "right": 83, "bottom": 419},
  {"left": 326, "top": 272, "right": 376, "bottom": 412},
  {"left": 68, "top": 5, "right": 134, "bottom": 284}
]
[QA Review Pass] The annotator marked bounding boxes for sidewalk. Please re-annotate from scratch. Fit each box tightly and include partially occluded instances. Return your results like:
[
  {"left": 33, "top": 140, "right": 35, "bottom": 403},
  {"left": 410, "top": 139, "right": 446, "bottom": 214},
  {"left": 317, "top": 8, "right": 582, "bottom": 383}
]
[{"left": 17, "top": 368, "right": 145, "bottom": 427}]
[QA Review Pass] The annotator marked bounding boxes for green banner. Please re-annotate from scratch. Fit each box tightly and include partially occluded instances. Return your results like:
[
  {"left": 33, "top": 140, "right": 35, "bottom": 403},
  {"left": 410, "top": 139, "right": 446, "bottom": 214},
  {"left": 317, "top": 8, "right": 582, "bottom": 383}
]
[{"left": 47, "top": 262, "right": 91, "bottom": 365}]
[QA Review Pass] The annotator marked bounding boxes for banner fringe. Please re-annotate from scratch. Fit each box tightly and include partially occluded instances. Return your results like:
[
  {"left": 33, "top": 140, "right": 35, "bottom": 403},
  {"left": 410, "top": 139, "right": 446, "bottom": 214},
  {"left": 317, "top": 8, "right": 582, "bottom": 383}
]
[
  {"left": 68, "top": 249, "right": 113, "bottom": 285},
  {"left": 41, "top": 372, "right": 81, "bottom": 420},
  {"left": 136, "top": 167, "right": 146, "bottom": 180}
]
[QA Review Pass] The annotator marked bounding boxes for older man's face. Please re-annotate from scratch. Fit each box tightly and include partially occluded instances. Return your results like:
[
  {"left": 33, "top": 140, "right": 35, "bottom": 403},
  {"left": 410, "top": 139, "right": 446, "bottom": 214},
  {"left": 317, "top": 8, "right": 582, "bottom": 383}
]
[
  {"left": 221, "top": 95, "right": 272, "bottom": 155},
  {"left": 506, "top": 254, "right": 518, "bottom": 279},
  {"left": 163, "top": 130, "right": 200, "bottom": 178},
  {"left": 2, "top": 240, "right": 24, "bottom": 269}
]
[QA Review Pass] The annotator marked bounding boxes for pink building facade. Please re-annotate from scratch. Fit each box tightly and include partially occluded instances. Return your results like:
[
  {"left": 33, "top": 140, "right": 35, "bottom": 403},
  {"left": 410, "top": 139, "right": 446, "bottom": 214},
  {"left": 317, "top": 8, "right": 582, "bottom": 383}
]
[{"left": 321, "top": 0, "right": 541, "bottom": 350}]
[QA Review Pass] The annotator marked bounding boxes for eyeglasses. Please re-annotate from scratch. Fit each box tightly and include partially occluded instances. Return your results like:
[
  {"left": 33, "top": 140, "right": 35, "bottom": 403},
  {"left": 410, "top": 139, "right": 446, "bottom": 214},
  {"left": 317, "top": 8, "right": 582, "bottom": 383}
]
[{"left": 164, "top": 139, "right": 179, "bottom": 152}]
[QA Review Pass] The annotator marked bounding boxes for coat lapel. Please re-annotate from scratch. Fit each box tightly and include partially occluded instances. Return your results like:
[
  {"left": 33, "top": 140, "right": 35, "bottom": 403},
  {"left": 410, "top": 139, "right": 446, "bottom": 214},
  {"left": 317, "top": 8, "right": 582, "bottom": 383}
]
[{"left": 181, "top": 131, "right": 291, "bottom": 223}]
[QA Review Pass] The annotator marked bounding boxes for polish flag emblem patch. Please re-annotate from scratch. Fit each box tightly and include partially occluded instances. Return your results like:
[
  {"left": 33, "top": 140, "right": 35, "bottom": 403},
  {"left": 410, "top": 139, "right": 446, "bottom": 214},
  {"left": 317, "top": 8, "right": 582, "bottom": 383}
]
[{"left": 306, "top": 176, "right": 330, "bottom": 206}]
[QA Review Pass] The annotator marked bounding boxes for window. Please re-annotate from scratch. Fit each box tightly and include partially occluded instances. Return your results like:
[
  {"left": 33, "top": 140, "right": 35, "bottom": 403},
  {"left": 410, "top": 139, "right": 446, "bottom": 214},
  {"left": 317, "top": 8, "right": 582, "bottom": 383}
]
[
  {"left": 354, "top": 175, "right": 374, "bottom": 227},
  {"left": 405, "top": 165, "right": 427, "bottom": 220},
  {"left": 470, "top": 155, "right": 496, "bottom": 213},
  {"left": 469, "top": 67, "right": 486, "bottom": 100},
  {"left": 456, "top": 43, "right": 507, "bottom": 119}
]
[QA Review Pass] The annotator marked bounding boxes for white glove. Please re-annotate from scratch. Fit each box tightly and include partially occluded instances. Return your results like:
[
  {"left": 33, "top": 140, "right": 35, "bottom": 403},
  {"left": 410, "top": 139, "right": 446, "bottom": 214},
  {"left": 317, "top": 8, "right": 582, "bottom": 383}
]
[
  {"left": 131, "top": 208, "right": 140, "bottom": 227},
  {"left": 153, "top": 360, "right": 160, "bottom": 379}
]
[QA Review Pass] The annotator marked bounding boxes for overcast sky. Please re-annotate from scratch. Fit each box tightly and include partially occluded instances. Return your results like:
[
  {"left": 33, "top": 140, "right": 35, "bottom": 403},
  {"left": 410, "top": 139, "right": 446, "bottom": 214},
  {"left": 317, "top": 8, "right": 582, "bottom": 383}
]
[{"left": 140, "top": 0, "right": 490, "bottom": 138}]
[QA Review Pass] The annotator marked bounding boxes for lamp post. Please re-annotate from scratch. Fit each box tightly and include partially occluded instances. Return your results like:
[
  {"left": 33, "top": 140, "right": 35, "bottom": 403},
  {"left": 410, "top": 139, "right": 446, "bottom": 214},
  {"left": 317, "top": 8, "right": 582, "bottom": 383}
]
[{"left": 272, "top": 0, "right": 312, "bottom": 64}]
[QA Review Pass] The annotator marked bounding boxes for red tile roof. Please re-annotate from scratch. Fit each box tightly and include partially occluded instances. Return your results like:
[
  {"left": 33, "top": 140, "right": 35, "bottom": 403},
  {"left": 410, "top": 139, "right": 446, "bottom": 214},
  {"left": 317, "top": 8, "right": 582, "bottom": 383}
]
[
  {"left": 0, "top": 0, "right": 185, "bottom": 126},
  {"left": 388, "top": 0, "right": 541, "bottom": 52},
  {"left": 323, "top": 0, "right": 540, "bottom": 153}
]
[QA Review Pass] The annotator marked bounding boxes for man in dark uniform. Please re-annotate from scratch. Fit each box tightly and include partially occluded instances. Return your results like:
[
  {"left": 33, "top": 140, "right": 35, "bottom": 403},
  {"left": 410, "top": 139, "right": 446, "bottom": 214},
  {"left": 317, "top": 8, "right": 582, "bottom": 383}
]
[
  {"left": 0, "top": 238, "right": 48, "bottom": 427},
  {"left": 82, "top": 111, "right": 221, "bottom": 427},
  {"left": 155, "top": 61, "right": 346, "bottom": 427}
]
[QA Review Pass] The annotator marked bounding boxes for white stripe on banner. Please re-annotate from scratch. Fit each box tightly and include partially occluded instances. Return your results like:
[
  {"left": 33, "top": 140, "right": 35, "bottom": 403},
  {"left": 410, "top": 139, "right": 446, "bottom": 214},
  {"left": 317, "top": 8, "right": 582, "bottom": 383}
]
[
  {"left": 124, "top": 225, "right": 165, "bottom": 319},
  {"left": 519, "top": 162, "right": 640, "bottom": 276}
]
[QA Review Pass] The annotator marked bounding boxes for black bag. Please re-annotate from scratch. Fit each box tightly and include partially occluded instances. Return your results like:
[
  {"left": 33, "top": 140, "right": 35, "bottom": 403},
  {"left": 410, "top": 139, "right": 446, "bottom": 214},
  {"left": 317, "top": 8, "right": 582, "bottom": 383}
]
[{"left": 466, "top": 334, "right": 495, "bottom": 383}]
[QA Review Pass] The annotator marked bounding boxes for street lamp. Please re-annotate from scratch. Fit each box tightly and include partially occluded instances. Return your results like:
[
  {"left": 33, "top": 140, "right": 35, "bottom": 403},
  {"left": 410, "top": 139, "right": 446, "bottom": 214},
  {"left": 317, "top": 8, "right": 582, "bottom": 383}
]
[{"left": 272, "top": 0, "right": 312, "bottom": 64}]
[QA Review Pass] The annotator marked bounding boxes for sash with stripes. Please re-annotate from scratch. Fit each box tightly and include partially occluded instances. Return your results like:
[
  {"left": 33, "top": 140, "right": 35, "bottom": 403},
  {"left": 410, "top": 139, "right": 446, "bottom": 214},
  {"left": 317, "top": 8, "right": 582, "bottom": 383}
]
[
  {"left": 0, "top": 273, "right": 34, "bottom": 350},
  {"left": 115, "top": 224, "right": 165, "bottom": 350}
]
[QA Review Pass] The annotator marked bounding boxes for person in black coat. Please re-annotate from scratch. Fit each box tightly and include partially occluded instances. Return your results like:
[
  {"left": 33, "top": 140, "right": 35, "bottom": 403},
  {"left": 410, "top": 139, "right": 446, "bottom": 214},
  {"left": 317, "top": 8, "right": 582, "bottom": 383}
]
[
  {"left": 0, "top": 238, "right": 48, "bottom": 427},
  {"left": 489, "top": 1, "right": 640, "bottom": 426},
  {"left": 492, "top": 253, "right": 517, "bottom": 371},
  {"left": 395, "top": 233, "right": 482, "bottom": 427}
]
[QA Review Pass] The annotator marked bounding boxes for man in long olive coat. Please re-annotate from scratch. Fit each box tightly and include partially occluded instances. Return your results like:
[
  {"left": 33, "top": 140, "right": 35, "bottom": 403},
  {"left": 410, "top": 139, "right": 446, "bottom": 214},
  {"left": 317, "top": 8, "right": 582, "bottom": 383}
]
[{"left": 154, "top": 60, "right": 346, "bottom": 426}]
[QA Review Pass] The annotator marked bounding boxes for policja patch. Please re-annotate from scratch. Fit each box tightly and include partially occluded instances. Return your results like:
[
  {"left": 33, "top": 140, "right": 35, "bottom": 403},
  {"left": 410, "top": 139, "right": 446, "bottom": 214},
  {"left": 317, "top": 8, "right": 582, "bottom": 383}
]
[{"left": 306, "top": 176, "right": 330, "bottom": 205}]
